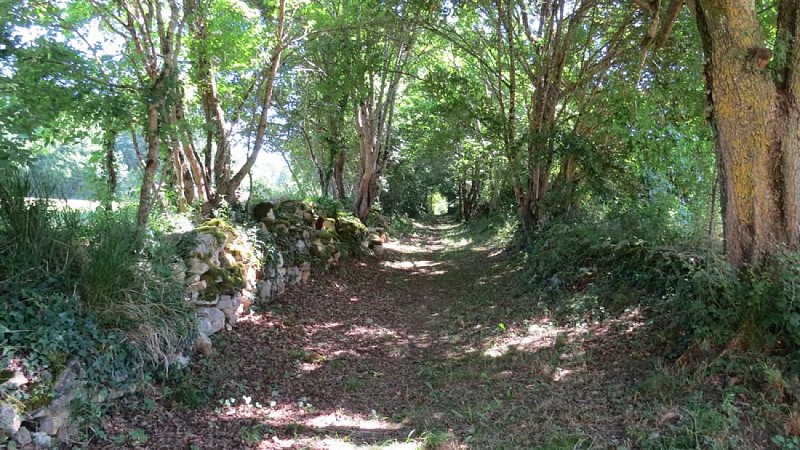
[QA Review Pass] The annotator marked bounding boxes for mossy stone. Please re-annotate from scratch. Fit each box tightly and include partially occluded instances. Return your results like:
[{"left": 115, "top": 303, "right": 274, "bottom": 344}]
[{"left": 195, "top": 218, "right": 237, "bottom": 245}]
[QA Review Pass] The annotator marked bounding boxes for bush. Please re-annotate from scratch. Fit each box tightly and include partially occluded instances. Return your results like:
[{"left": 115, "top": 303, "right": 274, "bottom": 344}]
[
  {"left": 519, "top": 218, "right": 705, "bottom": 330},
  {"left": 77, "top": 212, "right": 195, "bottom": 370},
  {"left": 0, "top": 171, "right": 196, "bottom": 430},
  {"left": 518, "top": 214, "right": 800, "bottom": 370},
  {"left": 0, "top": 289, "right": 137, "bottom": 413},
  {"left": 334, "top": 213, "right": 368, "bottom": 256},
  {"left": 312, "top": 196, "right": 348, "bottom": 219}
]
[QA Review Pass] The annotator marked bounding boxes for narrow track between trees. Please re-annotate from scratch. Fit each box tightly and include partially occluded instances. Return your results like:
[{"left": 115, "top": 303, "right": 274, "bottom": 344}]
[{"left": 100, "top": 219, "right": 661, "bottom": 449}]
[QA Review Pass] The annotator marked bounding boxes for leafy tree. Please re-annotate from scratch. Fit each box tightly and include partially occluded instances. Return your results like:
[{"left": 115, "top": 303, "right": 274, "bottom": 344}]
[{"left": 347, "top": 1, "right": 425, "bottom": 222}]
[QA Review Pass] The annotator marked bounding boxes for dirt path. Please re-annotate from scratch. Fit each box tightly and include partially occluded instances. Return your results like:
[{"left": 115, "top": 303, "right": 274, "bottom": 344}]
[{"left": 100, "top": 220, "right": 661, "bottom": 449}]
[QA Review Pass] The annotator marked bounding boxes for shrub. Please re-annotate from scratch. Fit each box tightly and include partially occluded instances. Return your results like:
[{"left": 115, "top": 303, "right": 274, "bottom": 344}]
[
  {"left": 518, "top": 215, "right": 800, "bottom": 369},
  {"left": 76, "top": 212, "right": 195, "bottom": 371},
  {"left": 0, "top": 172, "right": 196, "bottom": 420},
  {"left": 0, "top": 288, "right": 138, "bottom": 413},
  {"left": 312, "top": 196, "right": 348, "bottom": 219}
]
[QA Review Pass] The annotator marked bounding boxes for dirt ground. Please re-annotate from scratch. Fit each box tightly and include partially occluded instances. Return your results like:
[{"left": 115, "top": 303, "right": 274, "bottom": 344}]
[{"left": 95, "top": 221, "right": 684, "bottom": 449}]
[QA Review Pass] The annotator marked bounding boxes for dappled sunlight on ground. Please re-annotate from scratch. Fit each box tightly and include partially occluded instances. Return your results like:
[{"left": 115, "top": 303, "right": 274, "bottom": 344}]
[
  {"left": 100, "top": 218, "right": 674, "bottom": 449},
  {"left": 381, "top": 259, "right": 442, "bottom": 271},
  {"left": 268, "top": 437, "right": 419, "bottom": 450},
  {"left": 482, "top": 319, "right": 562, "bottom": 358},
  {"left": 304, "top": 412, "right": 405, "bottom": 431}
]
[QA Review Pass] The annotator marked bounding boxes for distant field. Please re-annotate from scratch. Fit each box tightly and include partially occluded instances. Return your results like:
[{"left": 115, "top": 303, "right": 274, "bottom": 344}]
[{"left": 25, "top": 198, "right": 117, "bottom": 211}]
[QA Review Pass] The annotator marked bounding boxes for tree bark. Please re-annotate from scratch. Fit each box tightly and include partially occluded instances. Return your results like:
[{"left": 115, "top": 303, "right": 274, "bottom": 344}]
[
  {"left": 353, "top": 98, "right": 380, "bottom": 222},
  {"left": 137, "top": 101, "right": 162, "bottom": 228},
  {"left": 350, "top": 20, "right": 414, "bottom": 222},
  {"left": 91, "top": 0, "right": 185, "bottom": 229},
  {"left": 332, "top": 147, "right": 346, "bottom": 199},
  {"left": 222, "top": 0, "right": 286, "bottom": 205},
  {"left": 695, "top": 0, "right": 800, "bottom": 268},
  {"left": 103, "top": 128, "right": 118, "bottom": 210}
]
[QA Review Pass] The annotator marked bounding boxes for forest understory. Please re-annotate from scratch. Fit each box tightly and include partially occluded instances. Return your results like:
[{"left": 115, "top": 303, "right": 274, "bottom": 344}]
[{"left": 96, "top": 219, "right": 780, "bottom": 449}]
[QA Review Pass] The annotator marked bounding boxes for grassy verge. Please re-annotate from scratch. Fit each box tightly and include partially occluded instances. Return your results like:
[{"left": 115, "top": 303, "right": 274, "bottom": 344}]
[
  {"left": 392, "top": 216, "right": 800, "bottom": 448},
  {"left": 0, "top": 171, "right": 195, "bottom": 444}
]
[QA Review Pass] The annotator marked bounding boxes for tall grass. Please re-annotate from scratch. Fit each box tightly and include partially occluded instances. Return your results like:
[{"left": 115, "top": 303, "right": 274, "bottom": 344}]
[
  {"left": 77, "top": 212, "right": 195, "bottom": 371},
  {"left": 0, "top": 171, "right": 83, "bottom": 285},
  {"left": 0, "top": 170, "right": 195, "bottom": 375}
]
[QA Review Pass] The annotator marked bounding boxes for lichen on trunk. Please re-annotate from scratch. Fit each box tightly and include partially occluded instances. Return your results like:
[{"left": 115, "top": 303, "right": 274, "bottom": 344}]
[{"left": 695, "top": 0, "right": 800, "bottom": 268}]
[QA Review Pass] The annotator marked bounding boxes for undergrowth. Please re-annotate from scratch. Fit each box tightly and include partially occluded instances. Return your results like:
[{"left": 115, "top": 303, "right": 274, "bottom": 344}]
[
  {"left": 517, "top": 218, "right": 800, "bottom": 363},
  {"left": 0, "top": 170, "right": 195, "bottom": 439},
  {"left": 471, "top": 214, "right": 800, "bottom": 447}
]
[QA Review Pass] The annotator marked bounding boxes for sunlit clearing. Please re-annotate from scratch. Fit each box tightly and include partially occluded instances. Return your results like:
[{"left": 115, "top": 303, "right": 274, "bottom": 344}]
[
  {"left": 483, "top": 320, "right": 560, "bottom": 358},
  {"left": 346, "top": 325, "right": 398, "bottom": 339},
  {"left": 383, "top": 241, "right": 430, "bottom": 254},
  {"left": 382, "top": 260, "right": 442, "bottom": 270},
  {"left": 440, "top": 237, "right": 473, "bottom": 248},
  {"left": 553, "top": 367, "right": 573, "bottom": 382},
  {"left": 264, "top": 412, "right": 417, "bottom": 449},
  {"left": 428, "top": 192, "right": 448, "bottom": 215},
  {"left": 271, "top": 438, "right": 419, "bottom": 449},
  {"left": 305, "top": 413, "right": 404, "bottom": 431}
]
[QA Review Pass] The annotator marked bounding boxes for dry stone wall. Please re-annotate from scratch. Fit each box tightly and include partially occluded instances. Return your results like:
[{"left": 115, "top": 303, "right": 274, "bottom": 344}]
[
  {"left": 183, "top": 200, "right": 375, "bottom": 356},
  {"left": 1, "top": 201, "right": 383, "bottom": 448}
]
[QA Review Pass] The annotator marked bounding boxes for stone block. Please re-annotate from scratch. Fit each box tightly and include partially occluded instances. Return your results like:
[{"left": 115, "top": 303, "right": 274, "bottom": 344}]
[
  {"left": 258, "top": 280, "right": 273, "bottom": 299},
  {"left": 31, "top": 431, "right": 52, "bottom": 448},
  {"left": 186, "top": 279, "right": 207, "bottom": 293},
  {"left": 241, "top": 291, "right": 253, "bottom": 310},
  {"left": 0, "top": 403, "right": 21, "bottom": 437},
  {"left": 14, "top": 426, "right": 31, "bottom": 446},
  {"left": 321, "top": 218, "right": 336, "bottom": 231},
  {"left": 193, "top": 233, "right": 221, "bottom": 257},
  {"left": 222, "top": 252, "right": 237, "bottom": 268},
  {"left": 195, "top": 333, "right": 212, "bottom": 356},
  {"left": 38, "top": 411, "right": 67, "bottom": 436},
  {"left": 1, "top": 370, "right": 27, "bottom": 389},
  {"left": 217, "top": 295, "right": 238, "bottom": 325},
  {"left": 187, "top": 258, "right": 210, "bottom": 275},
  {"left": 197, "top": 307, "right": 225, "bottom": 336}
]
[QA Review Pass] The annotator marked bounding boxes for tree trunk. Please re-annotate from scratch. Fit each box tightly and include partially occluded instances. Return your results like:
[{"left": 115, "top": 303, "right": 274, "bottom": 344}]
[
  {"left": 222, "top": 0, "right": 286, "bottom": 205},
  {"left": 103, "top": 128, "right": 118, "bottom": 210},
  {"left": 695, "top": 0, "right": 800, "bottom": 268},
  {"left": 353, "top": 98, "right": 380, "bottom": 223},
  {"left": 178, "top": 99, "right": 209, "bottom": 204},
  {"left": 333, "top": 148, "right": 346, "bottom": 200},
  {"left": 137, "top": 101, "right": 161, "bottom": 228}
]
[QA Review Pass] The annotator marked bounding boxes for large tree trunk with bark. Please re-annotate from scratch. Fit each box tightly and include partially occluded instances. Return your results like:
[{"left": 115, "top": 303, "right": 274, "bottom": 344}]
[
  {"left": 350, "top": 26, "right": 412, "bottom": 223},
  {"left": 187, "top": 0, "right": 286, "bottom": 214},
  {"left": 137, "top": 101, "right": 162, "bottom": 228},
  {"left": 353, "top": 98, "right": 381, "bottom": 223},
  {"left": 332, "top": 148, "right": 346, "bottom": 200},
  {"left": 695, "top": 0, "right": 800, "bottom": 268}
]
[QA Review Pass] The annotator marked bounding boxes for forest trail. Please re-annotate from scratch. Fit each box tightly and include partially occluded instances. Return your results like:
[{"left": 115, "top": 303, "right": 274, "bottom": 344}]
[{"left": 101, "top": 219, "right": 660, "bottom": 449}]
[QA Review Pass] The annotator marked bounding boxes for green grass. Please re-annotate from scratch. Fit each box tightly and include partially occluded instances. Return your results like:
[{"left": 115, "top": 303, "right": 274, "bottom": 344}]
[{"left": 342, "top": 377, "right": 366, "bottom": 391}]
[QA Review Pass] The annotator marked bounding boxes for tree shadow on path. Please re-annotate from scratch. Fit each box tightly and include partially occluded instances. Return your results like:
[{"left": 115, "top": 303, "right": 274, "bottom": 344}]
[{"left": 99, "top": 218, "right": 675, "bottom": 449}]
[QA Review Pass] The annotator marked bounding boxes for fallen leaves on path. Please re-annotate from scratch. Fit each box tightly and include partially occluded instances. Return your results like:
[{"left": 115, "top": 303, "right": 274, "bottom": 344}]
[{"left": 94, "top": 222, "right": 669, "bottom": 449}]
